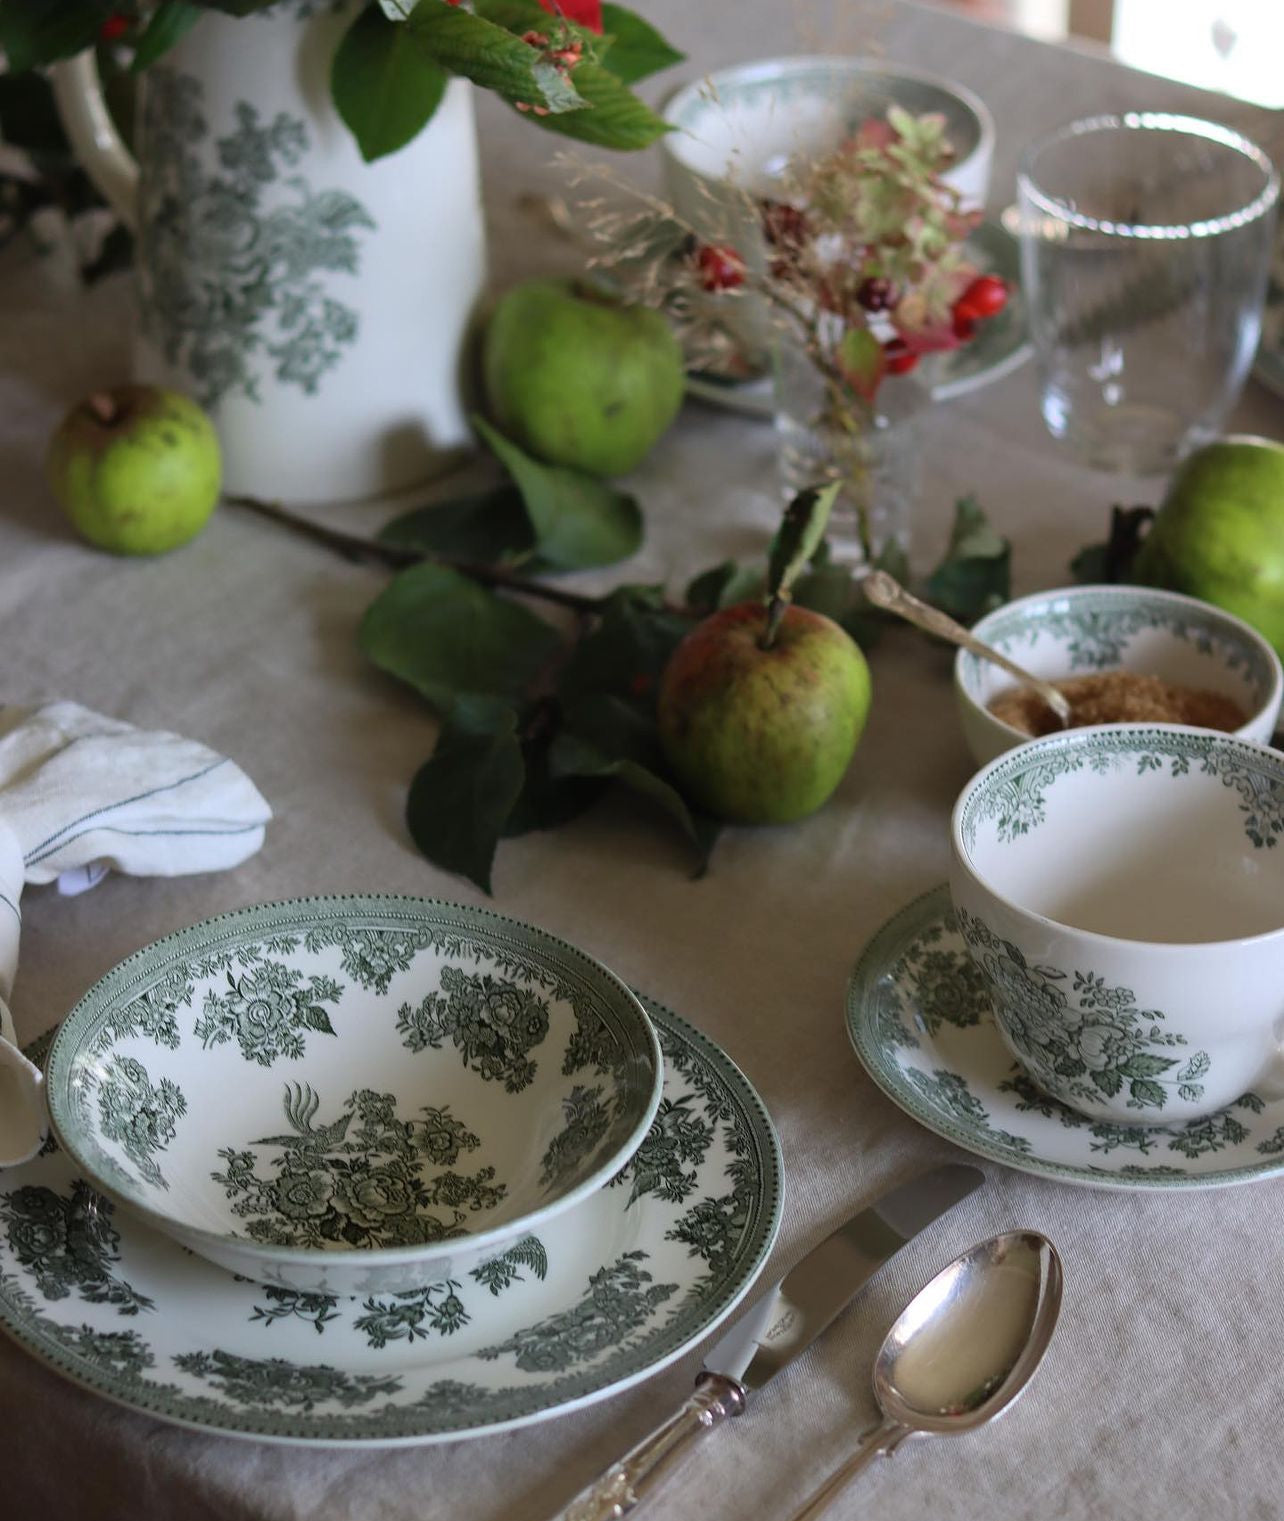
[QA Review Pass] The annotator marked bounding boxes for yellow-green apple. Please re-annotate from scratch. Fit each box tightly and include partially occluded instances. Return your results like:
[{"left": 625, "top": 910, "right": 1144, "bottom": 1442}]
[
  {"left": 1134, "top": 436, "right": 1284, "bottom": 657},
  {"left": 483, "top": 278, "right": 685, "bottom": 476},
  {"left": 46, "top": 385, "right": 221, "bottom": 555},
  {"left": 658, "top": 601, "right": 872, "bottom": 824}
]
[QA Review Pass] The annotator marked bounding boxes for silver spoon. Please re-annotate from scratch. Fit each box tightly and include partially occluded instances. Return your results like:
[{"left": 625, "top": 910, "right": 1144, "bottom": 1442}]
[
  {"left": 787, "top": 1230, "right": 1063, "bottom": 1521},
  {"left": 862, "top": 570, "right": 1073, "bottom": 727}
]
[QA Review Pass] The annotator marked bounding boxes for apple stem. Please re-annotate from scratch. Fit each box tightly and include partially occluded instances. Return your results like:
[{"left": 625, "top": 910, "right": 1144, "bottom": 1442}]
[
  {"left": 759, "top": 594, "right": 788, "bottom": 650},
  {"left": 86, "top": 391, "right": 119, "bottom": 425}
]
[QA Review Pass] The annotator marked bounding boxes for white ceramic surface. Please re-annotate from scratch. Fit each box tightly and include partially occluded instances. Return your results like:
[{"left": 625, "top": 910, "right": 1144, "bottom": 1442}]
[
  {"left": 950, "top": 726, "right": 1284, "bottom": 1125},
  {"left": 45, "top": 897, "right": 662, "bottom": 1296},
  {"left": 52, "top": 4, "right": 485, "bottom": 504},
  {"left": 955, "top": 585, "right": 1284, "bottom": 767}
]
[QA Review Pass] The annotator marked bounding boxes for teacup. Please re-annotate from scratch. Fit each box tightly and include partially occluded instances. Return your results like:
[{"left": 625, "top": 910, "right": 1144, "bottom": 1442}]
[
  {"left": 950, "top": 724, "right": 1284, "bottom": 1125},
  {"left": 659, "top": 57, "right": 995, "bottom": 364}
]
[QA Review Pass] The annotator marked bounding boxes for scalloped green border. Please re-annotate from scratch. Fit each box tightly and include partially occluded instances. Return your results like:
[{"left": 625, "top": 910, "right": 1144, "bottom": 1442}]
[
  {"left": 845, "top": 885, "right": 1284, "bottom": 1192},
  {"left": 1, "top": 998, "right": 783, "bottom": 1444}
]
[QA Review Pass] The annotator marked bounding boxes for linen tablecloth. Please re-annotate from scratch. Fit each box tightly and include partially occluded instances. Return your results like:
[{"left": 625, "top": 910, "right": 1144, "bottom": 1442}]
[{"left": 4, "top": 4, "right": 1284, "bottom": 1517}]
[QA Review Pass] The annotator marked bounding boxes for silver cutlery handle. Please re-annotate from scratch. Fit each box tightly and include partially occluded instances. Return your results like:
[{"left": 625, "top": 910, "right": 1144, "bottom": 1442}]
[
  {"left": 555, "top": 1373, "right": 747, "bottom": 1521},
  {"left": 787, "top": 1418, "right": 906, "bottom": 1521}
]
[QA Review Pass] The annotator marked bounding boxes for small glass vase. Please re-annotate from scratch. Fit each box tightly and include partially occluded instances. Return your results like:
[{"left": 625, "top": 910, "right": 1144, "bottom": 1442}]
[{"left": 773, "top": 332, "right": 927, "bottom": 569}]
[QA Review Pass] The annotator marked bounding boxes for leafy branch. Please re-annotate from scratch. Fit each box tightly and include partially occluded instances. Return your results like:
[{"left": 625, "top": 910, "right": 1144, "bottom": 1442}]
[{"left": 231, "top": 461, "right": 1011, "bottom": 894}]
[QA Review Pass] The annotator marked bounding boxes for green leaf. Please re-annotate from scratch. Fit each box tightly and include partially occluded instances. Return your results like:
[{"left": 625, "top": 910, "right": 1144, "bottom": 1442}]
[
  {"left": 1069, "top": 505, "right": 1155, "bottom": 585},
  {"left": 473, "top": 417, "right": 643, "bottom": 570},
  {"left": 552, "top": 694, "right": 719, "bottom": 869},
  {"left": 406, "top": 2, "right": 587, "bottom": 114},
  {"left": 358, "top": 562, "right": 562, "bottom": 711},
  {"left": 302, "top": 1006, "right": 336, "bottom": 1036},
  {"left": 130, "top": 1, "right": 202, "bottom": 71},
  {"left": 332, "top": 2, "right": 449, "bottom": 161},
  {"left": 557, "top": 585, "right": 692, "bottom": 707},
  {"left": 406, "top": 696, "right": 526, "bottom": 893},
  {"left": 1091, "top": 1068, "right": 1124, "bottom": 1097},
  {"left": 766, "top": 482, "right": 841, "bottom": 603},
  {"left": 0, "top": 0, "right": 106, "bottom": 72},
  {"left": 502, "top": 699, "right": 607, "bottom": 836},
  {"left": 684, "top": 560, "right": 764, "bottom": 615},
  {"left": 834, "top": 326, "right": 885, "bottom": 403},
  {"left": 527, "top": 60, "right": 671, "bottom": 149},
  {"left": 596, "top": 3, "right": 683, "bottom": 83},
  {"left": 920, "top": 494, "right": 1011, "bottom": 626},
  {"left": 1118, "top": 1053, "right": 1177, "bottom": 1079},
  {"left": 1129, "top": 1078, "right": 1168, "bottom": 1108},
  {"left": 378, "top": 486, "right": 536, "bottom": 565}
]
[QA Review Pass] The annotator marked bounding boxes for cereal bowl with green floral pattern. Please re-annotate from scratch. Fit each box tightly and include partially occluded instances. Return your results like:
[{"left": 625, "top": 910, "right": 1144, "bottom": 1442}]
[
  {"left": 44, "top": 896, "right": 663, "bottom": 1296},
  {"left": 950, "top": 725, "right": 1284, "bottom": 1126},
  {"left": 955, "top": 584, "right": 1283, "bottom": 767}
]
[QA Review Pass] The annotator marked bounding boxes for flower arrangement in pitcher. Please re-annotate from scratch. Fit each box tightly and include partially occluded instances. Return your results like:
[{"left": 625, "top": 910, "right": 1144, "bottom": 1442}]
[{"left": 0, "top": 0, "right": 682, "bottom": 159}]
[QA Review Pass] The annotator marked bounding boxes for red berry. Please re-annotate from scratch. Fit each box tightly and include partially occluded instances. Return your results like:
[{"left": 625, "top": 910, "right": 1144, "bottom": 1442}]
[
  {"left": 856, "top": 276, "right": 898, "bottom": 313},
  {"left": 952, "top": 311, "right": 977, "bottom": 340},
  {"left": 957, "top": 275, "right": 1008, "bottom": 320},
  {"left": 696, "top": 243, "right": 746, "bottom": 292},
  {"left": 99, "top": 12, "right": 130, "bottom": 41},
  {"left": 761, "top": 199, "right": 808, "bottom": 248},
  {"left": 882, "top": 338, "right": 918, "bottom": 375}
]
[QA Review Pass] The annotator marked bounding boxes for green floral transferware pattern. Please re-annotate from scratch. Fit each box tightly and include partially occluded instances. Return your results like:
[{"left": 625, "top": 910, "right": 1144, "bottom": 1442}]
[
  {"left": 138, "top": 69, "right": 375, "bottom": 408},
  {"left": 954, "top": 907, "right": 1209, "bottom": 1116},
  {"left": 958, "top": 728, "right": 1284, "bottom": 853},
  {"left": 1, "top": 1003, "right": 782, "bottom": 1443},
  {"left": 966, "top": 587, "right": 1278, "bottom": 679},
  {"left": 848, "top": 887, "right": 1284, "bottom": 1189},
  {"left": 44, "top": 897, "right": 662, "bottom": 1297}
]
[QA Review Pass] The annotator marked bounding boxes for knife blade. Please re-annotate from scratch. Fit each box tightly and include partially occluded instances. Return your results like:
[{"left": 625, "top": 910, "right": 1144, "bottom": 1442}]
[{"left": 552, "top": 1162, "right": 984, "bottom": 1521}]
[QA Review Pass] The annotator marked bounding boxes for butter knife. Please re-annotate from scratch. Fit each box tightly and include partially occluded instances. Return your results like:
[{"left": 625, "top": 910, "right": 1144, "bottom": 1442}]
[{"left": 553, "top": 1162, "right": 984, "bottom": 1521}]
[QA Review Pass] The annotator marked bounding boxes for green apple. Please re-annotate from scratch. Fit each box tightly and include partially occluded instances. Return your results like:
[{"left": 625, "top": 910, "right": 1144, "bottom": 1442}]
[
  {"left": 1134, "top": 436, "right": 1284, "bottom": 657},
  {"left": 657, "top": 601, "right": 873, "bottom": 825},
  {"left": 46, "top": 385, "right": 221, "bottom": 556},
  {"left": 483, "top": 278, "right": 685, "bottom": 476}
]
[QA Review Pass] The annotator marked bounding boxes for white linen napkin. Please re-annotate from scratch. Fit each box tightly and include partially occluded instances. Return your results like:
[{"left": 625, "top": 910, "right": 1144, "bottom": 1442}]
[{"left": 0, "top": 701, "right": 272, "bottom": 1165}]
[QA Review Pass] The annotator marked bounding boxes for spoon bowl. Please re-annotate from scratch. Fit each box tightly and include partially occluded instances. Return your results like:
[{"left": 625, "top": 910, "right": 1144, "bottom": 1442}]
[{"left": 790, "top": 1231, "right": 1062, "bottom": 1520}]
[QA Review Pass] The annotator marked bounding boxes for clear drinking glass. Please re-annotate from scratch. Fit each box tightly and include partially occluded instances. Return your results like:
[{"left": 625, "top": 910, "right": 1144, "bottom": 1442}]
[{"left": 1018, "top": 112, "right": 1279, "bottom": 475}]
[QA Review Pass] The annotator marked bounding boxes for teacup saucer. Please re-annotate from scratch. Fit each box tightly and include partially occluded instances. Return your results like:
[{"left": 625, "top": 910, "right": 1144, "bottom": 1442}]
[
  {"left": 0, "top": 999, "right": 782, "bottom": 1445},
  {"left": 847, "top": 887, "right": 1284, "bottom": 1190}
]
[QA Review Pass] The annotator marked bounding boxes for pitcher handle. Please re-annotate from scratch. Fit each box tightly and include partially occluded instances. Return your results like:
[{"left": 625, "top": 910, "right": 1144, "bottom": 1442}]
[{"left": 49, "top": 51, "right": 140, "bottom": 229}]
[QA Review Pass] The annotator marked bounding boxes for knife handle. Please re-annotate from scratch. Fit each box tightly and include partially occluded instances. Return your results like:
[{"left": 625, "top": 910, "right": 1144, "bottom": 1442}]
[{"left": 554, "top": 1372, "right": 747, "bottom": 1521}]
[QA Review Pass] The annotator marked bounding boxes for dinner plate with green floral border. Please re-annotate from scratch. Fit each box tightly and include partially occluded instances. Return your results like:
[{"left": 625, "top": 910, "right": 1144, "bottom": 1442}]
[
  {"left": 0, "top": 1000, "right": 781, "bottom": 1446},
  {"left": 847, "top": 886, "right": 1284, "bottom": 1190}
]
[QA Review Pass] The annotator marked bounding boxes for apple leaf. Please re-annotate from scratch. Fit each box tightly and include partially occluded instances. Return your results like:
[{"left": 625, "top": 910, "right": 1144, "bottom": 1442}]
[
  {"left": 406, "top": 696, "right": 525, "bottom": 893},
  {"left": 378, "top": 485, "right": 536, "bottom": 565},
  {"left": 835, "top": 326, "right": 885, "bottom": 403},
  {"left": 525, "top": 61, "right": 672, "bottom": 149},
  {"left": 0, "top": 0, "right": 106, "bottom": 72},
  {"left": 552, "top": 694, "right": 719, "bottom": 871},
  {"left": 597, "top": 4, "right": 684, "bottom": 83},
  {"left": 405, "top": 2, "right": 587, "bottom": 115},
  {"left": 920, "top": 495, "right": 1011, "bottom": 625},
  {"left": 130, "top": 1, "right": 202, "bottom": 70},
  {"left": 359, "top": 562, "right": 562, "bottom": 712},
  {"left": 332, "top": 2, "right": 449, "bottom": 162},
  {"left": 1069, "top": 505, "right": 1154, "bottom": 585},
  {"left": 766, "top": 482, "right": 841, "bottom": 603},
  {"left": 684, "top": 560, "right": 766, "bottom": 615},
  {"left": 473, "top": 417, "right": 643, "bottom": 570},
  {"left": 557, "top": 585, "right": 691, "bottom": 707}
]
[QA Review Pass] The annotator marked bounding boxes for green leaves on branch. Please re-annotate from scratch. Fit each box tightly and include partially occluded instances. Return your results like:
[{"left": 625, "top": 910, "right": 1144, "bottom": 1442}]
[
  {"left": 130, "top": 2, "right": 202, "bottom": 72},
  {"left": 332, "top": 3, "right": 448, "bottom": 161},
  {"left": 0, "top": 0, "right": 107, "bottom": 72},
  {"left": 597, "top": 3, "right": 684, "bottom": 84},
  {"left": 920, "top": 495, "right": 1011, "bottom": 625},
  {"left": 380, "top": 419, "right": 641, "bottom": 573}
]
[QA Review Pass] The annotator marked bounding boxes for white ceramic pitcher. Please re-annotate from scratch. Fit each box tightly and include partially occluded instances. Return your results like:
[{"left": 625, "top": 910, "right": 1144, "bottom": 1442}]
[{"left": 52, "top": 3, "right": 486, "bottom": 504}]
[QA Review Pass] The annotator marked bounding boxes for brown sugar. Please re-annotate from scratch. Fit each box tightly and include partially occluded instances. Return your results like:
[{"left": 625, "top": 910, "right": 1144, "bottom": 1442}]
[{"left": 988, "top": 670, "right": 1247, "bottom": 738}]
